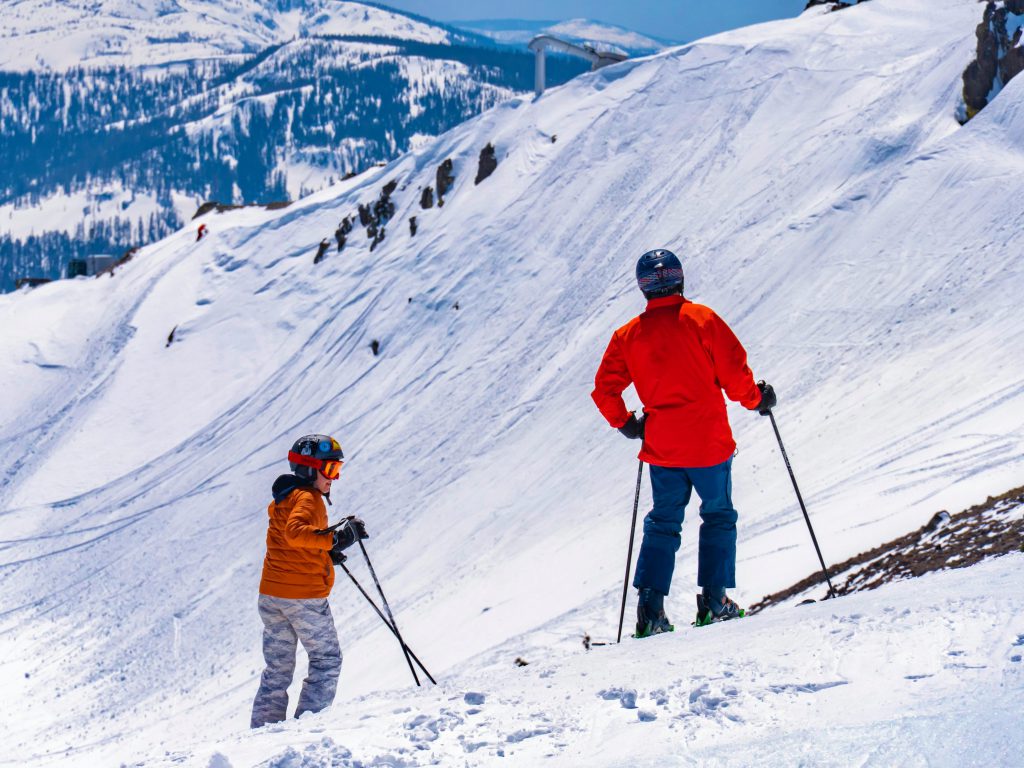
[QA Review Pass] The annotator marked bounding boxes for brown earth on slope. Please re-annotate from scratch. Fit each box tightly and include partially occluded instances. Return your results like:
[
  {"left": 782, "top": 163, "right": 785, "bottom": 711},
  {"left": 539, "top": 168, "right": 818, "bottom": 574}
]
[{"left": 748, "top": 484, "right": 1024, "bottom": 614}]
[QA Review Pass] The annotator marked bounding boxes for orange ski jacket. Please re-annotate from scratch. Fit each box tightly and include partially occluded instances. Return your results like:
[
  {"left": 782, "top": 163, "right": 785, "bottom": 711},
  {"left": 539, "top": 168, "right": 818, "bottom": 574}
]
[
  {"left": 592, "top": 295, "right": 761, "bottom": 468},
  {"left": 259, "top": 486, "right": 335, "bottom": 599}
]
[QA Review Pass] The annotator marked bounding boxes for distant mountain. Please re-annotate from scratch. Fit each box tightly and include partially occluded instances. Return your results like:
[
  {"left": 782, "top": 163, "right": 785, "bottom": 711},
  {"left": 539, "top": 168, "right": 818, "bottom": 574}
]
[
  {"left": 451, "top": 17, "right": 677, "bottom": 56},
  {"left": 0, "top": 0, "right": 480, "bottom": 71},
  {"left": 0, "top": 2, "right": 589, "bottom": 291}
]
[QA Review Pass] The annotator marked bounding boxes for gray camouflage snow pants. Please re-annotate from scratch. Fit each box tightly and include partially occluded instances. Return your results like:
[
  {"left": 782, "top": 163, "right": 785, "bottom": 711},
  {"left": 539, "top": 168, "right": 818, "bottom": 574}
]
[{"left": 250, "top": 594, "right": 342, "bottom": 728}]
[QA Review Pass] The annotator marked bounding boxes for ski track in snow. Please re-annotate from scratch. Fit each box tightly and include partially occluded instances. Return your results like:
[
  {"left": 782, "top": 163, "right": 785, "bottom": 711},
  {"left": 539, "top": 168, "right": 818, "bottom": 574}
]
[{"left": 1, "top": 0, "right": 1023, "bottom": 764}]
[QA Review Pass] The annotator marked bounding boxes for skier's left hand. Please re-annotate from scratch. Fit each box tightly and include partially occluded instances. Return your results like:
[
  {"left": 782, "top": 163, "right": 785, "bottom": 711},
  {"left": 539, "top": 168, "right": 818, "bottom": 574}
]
[
  {"left": 331, "top": 517, "right": 369, "bottom": 556},
  {"left": 756, "top": 381, "right": 777, "bottom": 415}
]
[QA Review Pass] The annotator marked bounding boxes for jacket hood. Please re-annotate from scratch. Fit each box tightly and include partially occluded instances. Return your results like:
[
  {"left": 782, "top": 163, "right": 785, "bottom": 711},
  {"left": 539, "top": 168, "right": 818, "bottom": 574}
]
[{"left": 271, "top": 474, "right": 314, "bottom": 503}]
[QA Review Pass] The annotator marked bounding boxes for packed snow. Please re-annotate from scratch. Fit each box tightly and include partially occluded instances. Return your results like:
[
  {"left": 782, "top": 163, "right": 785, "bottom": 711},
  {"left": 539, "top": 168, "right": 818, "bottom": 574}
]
[
  {"left": 1, "top": 0, "right": 1022, "bottom": 765},
  {"left": 132, "top": 553, "right": 1024, "bottom": 767}
]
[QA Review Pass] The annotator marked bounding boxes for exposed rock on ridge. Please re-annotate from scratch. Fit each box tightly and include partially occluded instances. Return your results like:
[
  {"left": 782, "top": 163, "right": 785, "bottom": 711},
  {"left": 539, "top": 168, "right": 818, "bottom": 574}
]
[{"left": 961, "top": 0, "right": 1024, "bottom": 122}]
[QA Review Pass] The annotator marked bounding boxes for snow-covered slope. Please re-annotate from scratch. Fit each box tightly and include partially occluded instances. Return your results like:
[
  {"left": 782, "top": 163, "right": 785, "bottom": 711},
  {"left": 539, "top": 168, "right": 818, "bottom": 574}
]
[
  {"left": 141, "top": 553, "right": 1024, "bottom": 766},
  {"left": 1, "top": 0, "right": 1022, "bottom": 764},
  {"left": 0, "top": 0, "right": 457, "bottom": 71}
]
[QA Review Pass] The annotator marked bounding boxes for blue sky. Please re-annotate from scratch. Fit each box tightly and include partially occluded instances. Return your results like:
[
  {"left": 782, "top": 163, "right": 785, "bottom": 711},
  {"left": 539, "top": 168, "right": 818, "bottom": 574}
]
[{"left": 380, "top": 1, "right": 810, "bottom": 43}]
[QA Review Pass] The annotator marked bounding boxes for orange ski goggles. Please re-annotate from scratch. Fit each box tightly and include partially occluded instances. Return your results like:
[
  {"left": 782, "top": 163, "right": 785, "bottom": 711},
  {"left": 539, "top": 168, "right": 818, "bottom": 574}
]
[
  {"left": 319, "top": 459, "right": 344, "bottom": 480},
  {"left": 288, "top": 452, "right": 345, "bottom": 479}
]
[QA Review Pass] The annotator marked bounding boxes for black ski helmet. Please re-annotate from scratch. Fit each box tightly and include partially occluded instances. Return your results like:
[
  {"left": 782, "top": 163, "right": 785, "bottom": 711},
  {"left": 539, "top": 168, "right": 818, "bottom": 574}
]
[
  {"left": 636, "top": 249, "right": 684, "bottom": 298},
  {"left": 288, "top": 434, "right": 344, "bottom": 481}
]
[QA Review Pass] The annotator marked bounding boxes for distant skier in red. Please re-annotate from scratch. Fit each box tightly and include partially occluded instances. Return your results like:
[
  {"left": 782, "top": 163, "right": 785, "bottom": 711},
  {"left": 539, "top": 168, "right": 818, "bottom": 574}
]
[
  {"left": 592, "top": 249, "right": 776, "bottom": 635},
  {"left": 196, "top": 224, "right": 207, "bottom": 242}
]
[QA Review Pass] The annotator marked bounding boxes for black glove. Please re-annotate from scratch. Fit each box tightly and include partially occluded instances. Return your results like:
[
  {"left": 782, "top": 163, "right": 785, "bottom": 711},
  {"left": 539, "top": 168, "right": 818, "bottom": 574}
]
[
  {"left": 618, "top": 412, "right": 646, "bottom": 440},
  {"left": 330, "top": 517, "right": 368, "bottom": 561},
  {"left": 756, "top": 381, "right": 777, "bottom": 415},
  {"left": 332, "top": 517, "right": 368, "bottom": 549}
]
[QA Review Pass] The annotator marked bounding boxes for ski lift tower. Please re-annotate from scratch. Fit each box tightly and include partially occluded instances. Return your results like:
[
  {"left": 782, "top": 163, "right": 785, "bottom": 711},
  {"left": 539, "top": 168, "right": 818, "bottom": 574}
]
[{"left": 528, "top": 36, "right": 628, "bottom": 96}]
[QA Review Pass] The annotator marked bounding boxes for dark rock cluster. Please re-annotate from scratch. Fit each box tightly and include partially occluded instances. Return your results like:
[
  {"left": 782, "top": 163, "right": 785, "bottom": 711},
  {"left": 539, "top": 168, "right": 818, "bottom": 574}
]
[
  {"left": 313, "top": 238, "right": 330, "bottom": 264},
  {"left": 962, "top": 1, "right": 1024, "bottom": 122},
  {"left": 475, "top": 143, "right": 498, "bottom": 185},
  {"left": 192, "top": 200, "right": 291, "bottom": 219},
  {"left": 357, "top": 179, "right": 398, "bottom": 251},
  {"left": 334, "top": 216, "right": 353, "bottom": 252},
  {"left": 803, "top": 0, "right": 870, "bottom": 11},
  {"left": 436, "top": 159, "right": 455, "bottom": 206}
]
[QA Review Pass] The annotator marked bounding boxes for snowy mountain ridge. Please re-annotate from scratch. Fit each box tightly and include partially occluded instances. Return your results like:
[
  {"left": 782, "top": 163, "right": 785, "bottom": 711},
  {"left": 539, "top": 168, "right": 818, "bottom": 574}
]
[
  {"left": 451, "top": 17, "right": 674, "bottom": 56},
  {"left": 1, "top": 0, "right": 1022, "bottom": 764},
  {"left": 0, "top": 4, "right": 590, "bottom": 292},
  {"left": 0, "top": 0, "right": 460, "bottom": 71}
]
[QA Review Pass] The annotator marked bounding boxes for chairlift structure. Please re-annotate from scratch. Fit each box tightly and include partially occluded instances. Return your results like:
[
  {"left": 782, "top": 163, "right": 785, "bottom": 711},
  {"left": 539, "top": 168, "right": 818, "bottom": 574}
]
[{"left": 528, "top": 35, "right": 628, "bottom": 96}]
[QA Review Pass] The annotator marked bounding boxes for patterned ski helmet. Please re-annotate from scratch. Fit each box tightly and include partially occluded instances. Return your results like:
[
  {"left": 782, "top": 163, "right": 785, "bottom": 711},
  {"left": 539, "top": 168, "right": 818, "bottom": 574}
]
[
  {"left": 635, "top": 249, "right": 684, "bottom": 298},
  {"left": 288, "top": 434, "right": 344, "bottom": 481}
]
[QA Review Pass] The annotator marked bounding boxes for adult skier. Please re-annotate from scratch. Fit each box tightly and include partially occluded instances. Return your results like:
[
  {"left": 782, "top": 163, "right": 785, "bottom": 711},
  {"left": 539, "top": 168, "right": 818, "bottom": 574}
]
[
  {"left": 591, "top": 249, "right": 776, "bottom": 636},
  {"left": 250, "top": 435, "right": 368, "bottom": 728}
]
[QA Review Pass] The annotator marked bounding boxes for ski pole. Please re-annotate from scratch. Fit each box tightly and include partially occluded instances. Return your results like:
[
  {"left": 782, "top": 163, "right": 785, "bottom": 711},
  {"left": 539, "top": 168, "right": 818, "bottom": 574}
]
[
  {"left": 337, "top": 561, "right": 437, "bottom": 684},
  {"left": 766, "top": 409, "right": 837, "bottom": 598},
  {"left": 616, "top": 459, "right": 644, "bottom": 643},
  {"left": 357, "top": 539, "right": 421, "bottom": 686},
  {"left": 315, "top": 519, "right": 351, "bottom": 535}
]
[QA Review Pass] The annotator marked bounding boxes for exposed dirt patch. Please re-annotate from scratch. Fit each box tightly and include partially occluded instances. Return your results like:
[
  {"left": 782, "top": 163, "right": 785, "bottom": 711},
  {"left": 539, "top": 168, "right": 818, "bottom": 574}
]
[{"left": 749, "top": 484, "right": 1024, "bottom": 613}]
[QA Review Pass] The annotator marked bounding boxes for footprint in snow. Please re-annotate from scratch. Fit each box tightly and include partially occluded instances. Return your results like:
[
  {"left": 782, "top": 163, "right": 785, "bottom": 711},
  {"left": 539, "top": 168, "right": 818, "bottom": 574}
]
[
  {"left": 1010, "top": 635, "right": 1024, "bottom": 663},
  {"left": 598, "top": 687, "right": 637, "bottom": 709},
  {"left": 506, "top": 726, "right": 555, "bottom": 743},
  {"left": 404, "top": 710, "right": 462, "bottom": 743}
]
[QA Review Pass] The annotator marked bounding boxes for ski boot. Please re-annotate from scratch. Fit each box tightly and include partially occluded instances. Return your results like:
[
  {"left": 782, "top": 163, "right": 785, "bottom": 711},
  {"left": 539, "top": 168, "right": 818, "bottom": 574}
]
[
  {"left": 694, "top": 590, "right": 745, "bottom": 627},
  {"left": 635, "top": 587, "right": 674, "bottom": 638}
]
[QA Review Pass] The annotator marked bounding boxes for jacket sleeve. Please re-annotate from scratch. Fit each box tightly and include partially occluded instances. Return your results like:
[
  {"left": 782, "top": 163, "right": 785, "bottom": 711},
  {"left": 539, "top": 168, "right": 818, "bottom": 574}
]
[
  {"left": 705, "top": 311, "right": 761, "bottom": 409},
  {"left": 591, "top": 331, "right": 633, "bottom": 428},
  {"left": 284, "top": 493, "right": 333, "bottom": 550}
]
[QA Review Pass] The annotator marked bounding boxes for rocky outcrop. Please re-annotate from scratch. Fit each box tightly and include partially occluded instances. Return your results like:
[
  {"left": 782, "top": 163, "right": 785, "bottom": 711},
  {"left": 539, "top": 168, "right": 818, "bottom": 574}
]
[
  {"left": 436, "top": 159, "right": 454, "bottom": 206},
  {"left": 961, "top": 1, "right": 1024, "bottom": 122},
  {"left": 334, "top": 215, "right": 352, "bottom": 253},
  {"left": 420, "top": 186, "right": 434, "bottom": 209},
  {"left": 313, "top": 238, "right": 330, "bottom": 264},
  {"left": 475, "top": 143, "right": 498, "bottom": 185},
  {"left": 748, "top": 484, "right": 1024, "bottom": 612},
  {"left": 803, "top": 0, "right": 870, "bottom": 11},
  {"left": 357, "top": 180, "right": 398, "bottom": 251},
  {"left": 192, "top": 200, "right": 290, "bottom": 219}
]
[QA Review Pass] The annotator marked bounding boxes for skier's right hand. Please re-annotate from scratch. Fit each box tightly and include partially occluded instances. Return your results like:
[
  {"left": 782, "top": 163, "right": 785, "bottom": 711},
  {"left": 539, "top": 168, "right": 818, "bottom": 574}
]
[
  {"left": 332, "top": 517, "right": 369, "bottom": 554},
  {"left": 618, "top": 412, "right": 646, "bottom": 440}
]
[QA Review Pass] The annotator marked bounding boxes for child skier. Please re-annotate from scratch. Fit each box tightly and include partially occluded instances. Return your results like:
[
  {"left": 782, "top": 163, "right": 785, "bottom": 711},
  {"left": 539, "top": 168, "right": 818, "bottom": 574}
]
[{"left": 250, "top": 434, "right": 367, "bottom": 728}]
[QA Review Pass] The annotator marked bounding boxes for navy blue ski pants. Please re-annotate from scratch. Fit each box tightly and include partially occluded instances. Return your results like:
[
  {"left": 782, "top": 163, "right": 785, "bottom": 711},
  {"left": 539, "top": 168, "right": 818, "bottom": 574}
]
[{"left": 632, "top": 458, "right": 737, "bottom": 595}]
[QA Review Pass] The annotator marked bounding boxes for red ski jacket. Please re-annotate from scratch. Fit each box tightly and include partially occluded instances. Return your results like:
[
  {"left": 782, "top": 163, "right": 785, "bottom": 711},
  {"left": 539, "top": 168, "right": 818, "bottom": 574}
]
[{"left": 592, "top": 295, "right": 761, "bottom": 468}]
